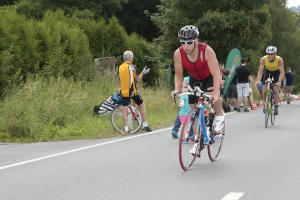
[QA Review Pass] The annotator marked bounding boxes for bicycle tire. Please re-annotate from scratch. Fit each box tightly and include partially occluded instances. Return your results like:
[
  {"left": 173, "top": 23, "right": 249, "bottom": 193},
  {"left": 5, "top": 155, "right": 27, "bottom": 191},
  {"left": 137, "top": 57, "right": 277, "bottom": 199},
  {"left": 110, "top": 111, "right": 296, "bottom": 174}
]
[
  {"left": 207, "top": 117, "right": 225, "bottom": 162},
  {"left": 270, "top": 93, "right": 275, "bottom": 125},
  {"left": 179, "top": 109, "right": 199, "bottom": 171},
  {"left": 265, "top": 94, "right": 270, "bottom": 128},
  {"left": 110, "top": 104, "right": 142, "bottom": 134}
]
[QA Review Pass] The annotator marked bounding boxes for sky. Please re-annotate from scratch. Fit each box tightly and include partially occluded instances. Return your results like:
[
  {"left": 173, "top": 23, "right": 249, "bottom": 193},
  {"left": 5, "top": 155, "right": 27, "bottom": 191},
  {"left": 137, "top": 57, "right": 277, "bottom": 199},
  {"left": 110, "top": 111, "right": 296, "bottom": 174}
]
[{"left": 287, "top": 0, "right": 299, "bottom": 7}]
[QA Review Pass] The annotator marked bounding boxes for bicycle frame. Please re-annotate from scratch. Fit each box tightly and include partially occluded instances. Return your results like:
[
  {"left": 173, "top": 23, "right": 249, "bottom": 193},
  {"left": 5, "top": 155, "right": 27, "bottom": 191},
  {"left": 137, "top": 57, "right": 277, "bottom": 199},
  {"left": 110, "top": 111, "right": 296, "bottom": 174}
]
[
  {"left": 264, "top": 75, "right": 276, "bottom": 128},
  {"left": 194, "top": 98, "right": 211, "bottom": 144},
  {"left": 128, "top": 105, "right": 139, "bottom": 121}
]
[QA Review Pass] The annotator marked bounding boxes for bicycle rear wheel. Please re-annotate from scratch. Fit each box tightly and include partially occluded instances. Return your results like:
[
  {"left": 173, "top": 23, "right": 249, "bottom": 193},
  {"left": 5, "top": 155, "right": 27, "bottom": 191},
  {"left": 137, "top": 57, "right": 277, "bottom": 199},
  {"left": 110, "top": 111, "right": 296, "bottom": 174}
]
[
  {"left": 110, "top": 104, "right": 142, "bottom": 134},
  {"left": 179, "top": 109, "right": 199, "bottom": 171},
  {"left": 265, "top": 95, "right": 270, "bottom": 128},
  {"left": 270, "top": 94, "right": 275, "bottom": 125},
  {"left": 208, "top": 118, "right": 225, "bottom": 162}
]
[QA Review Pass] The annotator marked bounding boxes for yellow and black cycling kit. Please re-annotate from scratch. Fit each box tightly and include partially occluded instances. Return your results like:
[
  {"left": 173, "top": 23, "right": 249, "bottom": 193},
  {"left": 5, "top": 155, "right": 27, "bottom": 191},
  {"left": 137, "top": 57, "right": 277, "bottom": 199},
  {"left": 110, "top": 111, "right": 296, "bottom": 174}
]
[
  {"left": 119, "top": 62, "right": 139, "bottom": 97},
  {"left": 264, "top": 55, "right": 281, "bottom": 71}
]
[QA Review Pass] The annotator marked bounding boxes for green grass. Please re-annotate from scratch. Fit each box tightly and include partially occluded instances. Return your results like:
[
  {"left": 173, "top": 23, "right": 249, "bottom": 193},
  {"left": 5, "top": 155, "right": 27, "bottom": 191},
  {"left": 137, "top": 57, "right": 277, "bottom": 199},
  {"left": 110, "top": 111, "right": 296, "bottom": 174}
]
[{"left": 0, "top": 70, "right": 178, "bottom": 143}]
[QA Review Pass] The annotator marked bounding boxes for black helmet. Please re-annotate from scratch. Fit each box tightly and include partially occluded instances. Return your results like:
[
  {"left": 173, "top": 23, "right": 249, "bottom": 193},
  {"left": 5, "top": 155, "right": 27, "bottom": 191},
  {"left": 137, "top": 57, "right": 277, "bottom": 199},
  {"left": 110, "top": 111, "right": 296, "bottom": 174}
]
[{"left": 178, "top": 25, "right": 199, "bottom": 40}]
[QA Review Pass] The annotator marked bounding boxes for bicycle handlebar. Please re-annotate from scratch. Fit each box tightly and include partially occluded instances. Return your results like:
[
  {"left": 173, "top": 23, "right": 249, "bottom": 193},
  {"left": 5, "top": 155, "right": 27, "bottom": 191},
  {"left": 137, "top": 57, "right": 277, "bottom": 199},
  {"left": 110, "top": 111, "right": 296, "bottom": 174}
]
[
  {"left": 178, "top": 85, "right": 211, "bottom": 98},
  {"left": 265, "top": 77, "right": 273, "bottom": 83}
]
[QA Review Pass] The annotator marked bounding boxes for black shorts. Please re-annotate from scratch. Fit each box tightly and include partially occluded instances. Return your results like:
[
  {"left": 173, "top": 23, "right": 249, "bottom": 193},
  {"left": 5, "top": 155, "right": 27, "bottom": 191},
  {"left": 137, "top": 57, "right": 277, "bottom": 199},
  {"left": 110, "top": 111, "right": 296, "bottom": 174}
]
[
  {"left": 226, "top": 84, "right": 238, "bottom": 99},
  {"left": 263, "top": 69, "right": 279, "bottom": 84},
  {"left": 121, "top": 94, "right": 143, "bottom": 106},
  {"left": 188, "top": 74, "right": 214, "bottom": 104}
]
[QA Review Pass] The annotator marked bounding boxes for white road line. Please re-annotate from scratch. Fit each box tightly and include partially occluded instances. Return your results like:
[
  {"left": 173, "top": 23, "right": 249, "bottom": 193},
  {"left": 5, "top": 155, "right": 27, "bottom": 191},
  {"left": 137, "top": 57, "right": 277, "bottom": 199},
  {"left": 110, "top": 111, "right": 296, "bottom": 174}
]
[
  {"left": 0, "top": 112, "right": 234, "bottom": 171},
  {"left": 0, "top": 127, "right": 171, "bottom": 170},
  {"left": 221, "top": 192, "right": 244, "bottom": 200}
]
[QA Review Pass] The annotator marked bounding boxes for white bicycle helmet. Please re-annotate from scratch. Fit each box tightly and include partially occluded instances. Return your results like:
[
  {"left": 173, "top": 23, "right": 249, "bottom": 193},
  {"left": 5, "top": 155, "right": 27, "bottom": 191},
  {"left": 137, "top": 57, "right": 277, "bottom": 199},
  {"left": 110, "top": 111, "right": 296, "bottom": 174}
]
[
  {"left": 178, "top": 25, "right": 199, "bottom": 40},
  {"left": 266, "top": 46, "right": 277, "bottom": 54}
]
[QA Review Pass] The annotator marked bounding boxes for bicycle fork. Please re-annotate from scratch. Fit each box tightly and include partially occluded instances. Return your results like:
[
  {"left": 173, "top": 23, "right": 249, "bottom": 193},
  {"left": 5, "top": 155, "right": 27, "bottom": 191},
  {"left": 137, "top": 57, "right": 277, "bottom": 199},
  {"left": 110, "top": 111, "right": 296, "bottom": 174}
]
[{"left": 199, "top": 112, "right": 210, "bottom": 144}]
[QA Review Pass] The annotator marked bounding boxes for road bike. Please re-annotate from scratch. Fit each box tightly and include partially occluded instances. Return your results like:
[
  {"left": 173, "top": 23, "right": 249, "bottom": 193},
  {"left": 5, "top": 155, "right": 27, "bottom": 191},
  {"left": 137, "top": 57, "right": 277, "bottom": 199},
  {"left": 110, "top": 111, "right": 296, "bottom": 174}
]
[
  {"left": 264, "top": 75, "right": 275, "bottom": 128},
  {"left": 110, "top": 101, "right": 142, "bottom": 134},
  {"left": 178, "top": 86, "right": 225, "bottom": 171}
]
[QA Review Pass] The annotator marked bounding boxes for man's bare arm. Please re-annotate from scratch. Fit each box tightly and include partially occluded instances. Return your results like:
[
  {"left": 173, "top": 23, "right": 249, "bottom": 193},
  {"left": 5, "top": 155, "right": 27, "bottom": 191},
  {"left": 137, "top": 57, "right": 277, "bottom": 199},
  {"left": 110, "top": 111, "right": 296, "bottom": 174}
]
[
  {"left": 173, "top": 49, "right": 184, "bottom": 93},
  {"left": 278, "top": 58, "right": 284, "bottom": 82}
]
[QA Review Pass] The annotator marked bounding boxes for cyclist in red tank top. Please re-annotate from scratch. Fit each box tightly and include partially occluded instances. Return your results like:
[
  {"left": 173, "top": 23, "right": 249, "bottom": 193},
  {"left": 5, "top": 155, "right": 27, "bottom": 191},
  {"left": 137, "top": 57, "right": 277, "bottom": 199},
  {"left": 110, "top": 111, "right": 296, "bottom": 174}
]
[{"left": 171, "top": 25, "right": 225, "bottom": 133}]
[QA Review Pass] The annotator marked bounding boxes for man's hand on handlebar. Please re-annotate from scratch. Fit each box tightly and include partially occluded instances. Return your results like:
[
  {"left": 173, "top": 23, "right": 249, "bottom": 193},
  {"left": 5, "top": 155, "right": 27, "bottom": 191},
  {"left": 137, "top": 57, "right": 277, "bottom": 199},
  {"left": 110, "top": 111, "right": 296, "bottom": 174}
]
[{"left": 171, "top": 90, "right": 179, "bottom": 103}]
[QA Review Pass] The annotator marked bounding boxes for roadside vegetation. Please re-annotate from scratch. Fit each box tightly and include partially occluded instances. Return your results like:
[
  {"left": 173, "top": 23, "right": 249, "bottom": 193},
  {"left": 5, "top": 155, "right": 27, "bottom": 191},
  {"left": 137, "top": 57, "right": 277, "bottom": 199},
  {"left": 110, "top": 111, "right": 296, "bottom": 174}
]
[
  {"left": 0, "top": 69, "right": 177, "bottom": 143},
  {"left": 0, "top": 0, "right": 299, "bottom": 142}
]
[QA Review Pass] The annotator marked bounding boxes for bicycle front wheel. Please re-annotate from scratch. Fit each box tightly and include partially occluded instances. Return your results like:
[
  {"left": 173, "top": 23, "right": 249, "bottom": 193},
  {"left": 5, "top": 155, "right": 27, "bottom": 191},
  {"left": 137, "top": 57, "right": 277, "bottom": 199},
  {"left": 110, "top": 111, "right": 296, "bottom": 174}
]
[
  {"left": 208, "top": 118, "right": 225, "bottom": 162},
  {"left": 265, "top": 96, "right": 270, "bottom": 128},
  {"left": 110, "top": 104, "right": 142, "bottom": 134},
  {"left": 179, "top": 109, "right": 199, "bottom": 171}
]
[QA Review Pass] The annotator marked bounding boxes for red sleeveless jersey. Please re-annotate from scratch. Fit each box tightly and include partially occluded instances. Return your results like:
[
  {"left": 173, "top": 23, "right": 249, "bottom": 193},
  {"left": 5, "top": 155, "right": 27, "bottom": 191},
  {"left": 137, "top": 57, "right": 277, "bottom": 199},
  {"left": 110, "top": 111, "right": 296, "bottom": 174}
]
[{"left": 179, "top": 43, "right": 210, "bottom": 80}]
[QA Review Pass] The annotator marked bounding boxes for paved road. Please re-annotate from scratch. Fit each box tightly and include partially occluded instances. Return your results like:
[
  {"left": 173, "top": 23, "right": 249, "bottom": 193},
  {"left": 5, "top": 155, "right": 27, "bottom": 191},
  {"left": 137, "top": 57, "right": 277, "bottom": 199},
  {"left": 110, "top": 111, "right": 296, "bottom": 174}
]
[{"left": 1, "top": 101, "right": 300, "bottom": 200}]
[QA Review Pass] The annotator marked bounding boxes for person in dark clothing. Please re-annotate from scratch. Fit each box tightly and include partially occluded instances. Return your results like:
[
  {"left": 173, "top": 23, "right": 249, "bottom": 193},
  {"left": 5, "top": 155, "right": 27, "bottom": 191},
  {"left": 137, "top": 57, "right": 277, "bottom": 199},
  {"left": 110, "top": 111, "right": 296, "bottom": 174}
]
[
  {"left": 283, "top": 67, "right": 295, "bottom": 104},
  {"left": 225, "top": 73, "right": 238, "bottom": 111},
  {"left": 235, "top": 58, "right": 252, "bottom": 112}
]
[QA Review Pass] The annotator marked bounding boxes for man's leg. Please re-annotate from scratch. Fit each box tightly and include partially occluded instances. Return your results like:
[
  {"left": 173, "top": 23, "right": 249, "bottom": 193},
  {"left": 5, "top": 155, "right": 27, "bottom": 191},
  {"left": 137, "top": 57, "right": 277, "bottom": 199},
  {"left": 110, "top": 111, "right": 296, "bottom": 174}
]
[
  {"left": 273, "top": 86, "right": 280, "bottom": 115},
  {"left": 259, "top": 90, "right": 263, "bottom": 103},
  {"left": 122, "top": 105, "right": 129, "bottom": 127},
  {"left": 232, "top": 98, "right": 237, "bottom": 109},
  {"left": 273, "top": 86, "right": 280, "bottom": 106},
  {"left": 138, "top": 102, "right": 147, "bottom": 123},
  {"left": 262, "top": 85, "right": 267, "bottom": 102},
  {"left": 226, "top": 97, "right": 231, "bottom": 109},
  {"left": 236, "top": 84, "right": 242, "bottom": 112},
  {"left": 287, "top": 87, "right": 292, "bottom": 104},
  {"left": 243, "top": 96, "right": 249, "bottom": 112},
  {"left": 212, "top": 96, "right": 225, "bottom": 133},
  {"left": 172, "top": 110, "right": 181, "bottom": 138},
  {"left": 283, "top": 86, "right": 288, "bottom": 100},
  {"left": 232, "top": 84, "right": 238, "bottom": 109},
  {"left": 249, "top": 92, "right": 253, "bottom": 107}
]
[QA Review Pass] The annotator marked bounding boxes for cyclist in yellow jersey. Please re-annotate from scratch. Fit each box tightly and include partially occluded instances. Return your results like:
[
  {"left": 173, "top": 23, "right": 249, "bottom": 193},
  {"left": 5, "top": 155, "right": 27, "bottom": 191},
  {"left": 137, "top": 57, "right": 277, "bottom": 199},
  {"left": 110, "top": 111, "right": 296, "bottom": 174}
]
[
  {"left": 256, "top": 46, "right": 284, "bottom": 115},
  {"left": 119, "top": 50, "right": 152, "bottom": 133}
]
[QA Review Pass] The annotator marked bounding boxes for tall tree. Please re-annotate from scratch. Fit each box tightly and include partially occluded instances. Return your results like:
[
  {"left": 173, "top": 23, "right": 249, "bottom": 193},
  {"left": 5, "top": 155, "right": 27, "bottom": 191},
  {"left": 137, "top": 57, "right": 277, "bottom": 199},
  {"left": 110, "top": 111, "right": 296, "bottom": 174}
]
[
  {"left": 149, "top": 0, "right": 273, "bottom": 71},
  {"left": 267, "top": 0, "right": 300, "bottom": 93},
  {"left": 116, "top": 0, "right": 160, "bottom": 41},
  {"left": 15, "top": 0, "right": 128, "bottom": 20},
  {"left": 0, "top": 0, "right": 14, "bottom": 6}
]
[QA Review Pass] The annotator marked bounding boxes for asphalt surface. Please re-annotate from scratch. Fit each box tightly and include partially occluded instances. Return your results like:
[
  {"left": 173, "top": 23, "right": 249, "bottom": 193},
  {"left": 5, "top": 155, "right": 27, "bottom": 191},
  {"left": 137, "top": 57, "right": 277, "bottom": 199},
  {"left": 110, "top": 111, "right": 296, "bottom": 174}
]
[{"left": 1, "top": 100, "right": 300, "bottom": 200}]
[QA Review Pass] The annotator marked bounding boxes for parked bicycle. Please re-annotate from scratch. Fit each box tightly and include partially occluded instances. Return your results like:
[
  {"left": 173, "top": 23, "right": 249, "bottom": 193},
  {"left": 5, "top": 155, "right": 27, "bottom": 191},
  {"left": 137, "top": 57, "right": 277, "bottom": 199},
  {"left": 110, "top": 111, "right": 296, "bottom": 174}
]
[
  {"left": 110, "top": 100, "right": 142, "bottom": 134},
  {"left": 264, "top": 75, "right": 275, "bottom": 128},
  {"left": 178, "top": 86, "right": 225, "bottom": 171}
]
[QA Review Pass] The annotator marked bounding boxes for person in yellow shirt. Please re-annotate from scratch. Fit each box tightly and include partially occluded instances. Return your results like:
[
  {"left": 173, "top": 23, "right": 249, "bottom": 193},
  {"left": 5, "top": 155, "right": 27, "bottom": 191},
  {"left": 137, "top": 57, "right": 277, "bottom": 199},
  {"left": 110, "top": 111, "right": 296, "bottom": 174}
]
[
  {"left": 256, "top": 46, "right": 284, "bottom": 115},
  {"left": 119, "top": 50, "right": 152, "bottom": 133}
]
